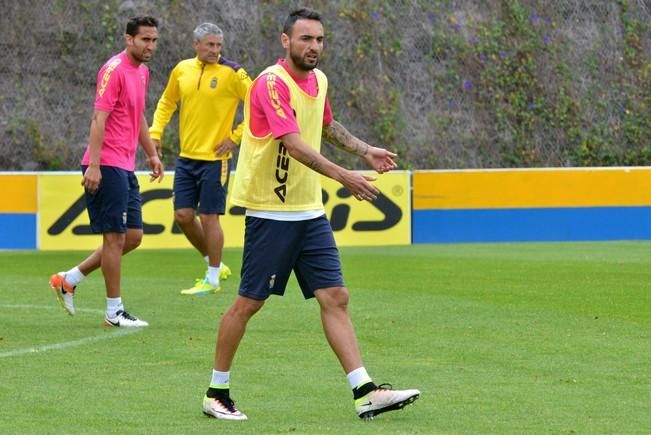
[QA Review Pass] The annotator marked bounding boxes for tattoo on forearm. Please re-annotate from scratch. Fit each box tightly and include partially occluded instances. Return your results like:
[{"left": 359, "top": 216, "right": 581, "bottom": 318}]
[
  {"left": 323, "top": 121, "right": 369, "bottom": 156},
  {"left": 307, "top": 159, "right": 324, "bottom": 174}
]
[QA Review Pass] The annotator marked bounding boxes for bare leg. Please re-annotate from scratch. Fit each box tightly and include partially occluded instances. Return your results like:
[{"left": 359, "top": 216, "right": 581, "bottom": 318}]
[
  {"left": 101, "top": 232, "right": 126, "bottom": 298},
  {"left": 78, "top": 228, "right": 143, "bottom": 276},
  {"left": 214, "top": 295, "right": 265, "bottom": 371},
  {"left": 175, "top": 208, "right": 208, "bottom": 257},
  {"left": 315, "top": 286, "right": 364, "bottom": 373},
  {"left": 199, "top": 214, "right": 224, "bottom": 267}
]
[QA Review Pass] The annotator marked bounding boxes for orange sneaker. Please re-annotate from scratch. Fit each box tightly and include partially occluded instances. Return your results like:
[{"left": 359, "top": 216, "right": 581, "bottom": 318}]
[{"left": 49, "top": 272, "right": 75, "bottom": 316}]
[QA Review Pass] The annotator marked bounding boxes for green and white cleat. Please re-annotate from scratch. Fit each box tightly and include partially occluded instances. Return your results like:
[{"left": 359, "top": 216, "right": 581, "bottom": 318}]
[
  {"left": 219, "top": 263, "right": 232, "bottom": 281},
  {"left": 355, "top": 384, "right": 420, "bottom": 420},
  {"left": 180, "top": 277, "right": 221, "bottom": 296}
]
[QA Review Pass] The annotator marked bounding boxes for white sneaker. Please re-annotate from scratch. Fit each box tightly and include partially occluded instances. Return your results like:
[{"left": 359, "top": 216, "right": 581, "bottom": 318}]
[
  {"left": 355, "top": 384, "right": 420, "bottom": 420},
  {"left": 104, "top": 310, "right": 149, "bottom": 328},
  {"left": 203, "top": 395, "right": 248, "bottom": 421},
  {"left": 48, "top": 272, "right": 75, "bottom": 316}
]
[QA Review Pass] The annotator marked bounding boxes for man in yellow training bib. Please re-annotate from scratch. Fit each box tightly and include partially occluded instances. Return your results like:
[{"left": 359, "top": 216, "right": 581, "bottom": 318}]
[{"left": 200, "top": 8, "right": 420, "bottom": 421}]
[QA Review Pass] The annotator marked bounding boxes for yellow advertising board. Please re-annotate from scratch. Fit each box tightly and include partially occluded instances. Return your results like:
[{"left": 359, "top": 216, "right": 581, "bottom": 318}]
[
  {"left": 1, "top": 174, "right": 37, "bottom": 213},
  {"left": 413, "top": 167, "right": 651, "bottom": 209},
  {"left": 321, "top": 171, "right": 410, "bottom": 246},
  {"left": 39, "top": 171, "right": 410, "bottom": 250}
]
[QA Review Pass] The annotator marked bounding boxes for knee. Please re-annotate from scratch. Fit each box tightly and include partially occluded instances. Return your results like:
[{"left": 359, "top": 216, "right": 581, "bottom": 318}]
[
  {"left": 103, "top": 232, "right": 126, "bottom": 251},
  {"left": 124, "top": 231, "right": 142, "bottom": 251},
  {"left": 175, "top": 209, "right": 195, "bottom": 226},
  {"left": 199, "top": 213, "right": 220, "bottom": 229},
  {"left": 228, "top": 296, "right": 264, "bottom": 320},
  {"left": 321, "top": 286, "right": 350, "bottom": 308}
]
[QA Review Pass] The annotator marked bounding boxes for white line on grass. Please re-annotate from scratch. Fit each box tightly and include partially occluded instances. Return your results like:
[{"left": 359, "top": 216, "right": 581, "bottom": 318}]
[{"left": 0, "top": 304, "right": 142, "bottom": 359}]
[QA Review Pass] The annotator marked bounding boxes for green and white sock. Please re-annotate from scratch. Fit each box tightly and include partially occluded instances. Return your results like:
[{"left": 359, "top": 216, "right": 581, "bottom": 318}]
[
  {"left": 347, "top": 367, "right": 372, "bottom": 389},
  {"left": 210, "top": 369, "right": 230, "bottom": 389}
]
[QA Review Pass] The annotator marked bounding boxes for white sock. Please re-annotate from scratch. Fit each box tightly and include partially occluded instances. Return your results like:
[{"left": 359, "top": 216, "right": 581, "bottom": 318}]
[
  {"left": 106, "top": 297, "right": 123, "bottom": 318},
  {"left": 207, "top": 266, "right": 221, "bottom": 286},
  {"left": 347, "top": 367, "right": 372, "bottom": 389},
  {"left": 210, "top": 369, "right": 230, "bottom": 388},
  {"left": 204, "top": 256, "right": 226, "bottom": 269},
  {"left": 65, "top": 267, "right": 85, "bottom": 286}
]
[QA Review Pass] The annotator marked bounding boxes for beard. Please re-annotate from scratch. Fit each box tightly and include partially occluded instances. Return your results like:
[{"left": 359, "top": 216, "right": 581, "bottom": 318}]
[
  {"left": 132, "top": 49, "right": 153, "bottom": 63},
  {"left": 289, "top": 49, "right": 319, "bottom": 71}
]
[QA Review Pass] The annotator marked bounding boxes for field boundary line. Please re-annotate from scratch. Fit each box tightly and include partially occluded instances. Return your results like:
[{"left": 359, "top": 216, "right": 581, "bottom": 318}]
[{"left": 0, "top": 304, "right": 142, "bottom": 358}]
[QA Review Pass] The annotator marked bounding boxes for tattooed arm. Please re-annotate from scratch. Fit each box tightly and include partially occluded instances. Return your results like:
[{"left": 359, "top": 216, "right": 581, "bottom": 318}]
[
  {"left": 322, "top": 120, "right": 370, "bottom": 156},
  {"left": 322, "top": 120, "right": 398, "bottom": 174}
]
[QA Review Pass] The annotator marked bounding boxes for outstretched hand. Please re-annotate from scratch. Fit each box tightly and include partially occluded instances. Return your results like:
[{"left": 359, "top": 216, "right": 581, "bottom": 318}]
[
  {"left": 340, "top": 170, "right": 380, "bottom": 202},
  {"left": 362, "top": 146, "right": 398, "bottom": 174}
]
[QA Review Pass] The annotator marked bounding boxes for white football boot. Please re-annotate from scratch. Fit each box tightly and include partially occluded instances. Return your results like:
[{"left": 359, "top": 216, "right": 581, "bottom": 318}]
[
  {"left": 203, "top": 395, "right": 248, "bottom": 421},
  {"left": 104, "top": 310, "right": 149, "bottom": 328},
  {"left": 355, "top": 384, "right": 420, "bottom": 420}
]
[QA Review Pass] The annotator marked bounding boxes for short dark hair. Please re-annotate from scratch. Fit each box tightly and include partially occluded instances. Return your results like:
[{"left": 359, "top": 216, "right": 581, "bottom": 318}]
[
  {"left": 126, "top": 16, "right": 159, "bottom": 37},
  {"left": 282, "top": 8, "right": 322, "bottom": 35}
]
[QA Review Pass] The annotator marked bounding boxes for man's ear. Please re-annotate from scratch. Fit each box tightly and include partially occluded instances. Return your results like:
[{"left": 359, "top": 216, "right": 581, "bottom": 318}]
[{"left": 281, "top": 32, "right": 290, "bottom": 49}]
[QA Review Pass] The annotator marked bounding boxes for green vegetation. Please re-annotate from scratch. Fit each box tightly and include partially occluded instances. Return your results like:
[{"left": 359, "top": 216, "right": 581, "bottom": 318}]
[
  {"left": 3, "top": 1, "right": 649, "bottom": 170},
  {"left": 430, "top": 0, "right": 651, "bottom": 167},
  {"left": 1, "top": 243, "right": 650, "bottom": 433}
]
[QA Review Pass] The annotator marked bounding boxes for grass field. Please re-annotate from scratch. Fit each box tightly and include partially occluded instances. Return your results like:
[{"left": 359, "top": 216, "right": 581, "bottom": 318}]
[{"left": 1, "top": 242, "right": 650, "bottom": 434}]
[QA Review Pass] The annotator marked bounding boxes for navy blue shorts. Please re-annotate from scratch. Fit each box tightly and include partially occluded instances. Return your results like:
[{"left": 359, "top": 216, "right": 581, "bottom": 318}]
[
  {"left": 173, "top": 157, "right": 229, "bottom": 214},
  {"left": 239, "top": 215, "right": 344, "bottom": 300},
  {"left": 82, "top": 165, "right": 142, "bottom": 234}
]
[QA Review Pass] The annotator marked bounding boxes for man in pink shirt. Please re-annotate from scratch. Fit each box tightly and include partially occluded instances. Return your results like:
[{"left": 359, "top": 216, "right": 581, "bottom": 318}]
[{"left": 49, "top": 16, "right": 164, "bottom": 328}]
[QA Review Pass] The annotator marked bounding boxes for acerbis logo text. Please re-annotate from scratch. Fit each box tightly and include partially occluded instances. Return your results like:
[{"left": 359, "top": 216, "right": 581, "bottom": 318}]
[
  {"left": 47, "top": 186, "right": 403, "bottom": 235},
  {"left": 274, "top": 142, "right": 290, "bottom": 203}
]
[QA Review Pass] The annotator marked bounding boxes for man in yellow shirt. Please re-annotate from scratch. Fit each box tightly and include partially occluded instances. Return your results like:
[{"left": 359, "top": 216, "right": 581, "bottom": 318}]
[{"left": 150, "top": 23, "right": 252, "bottom": 295}]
